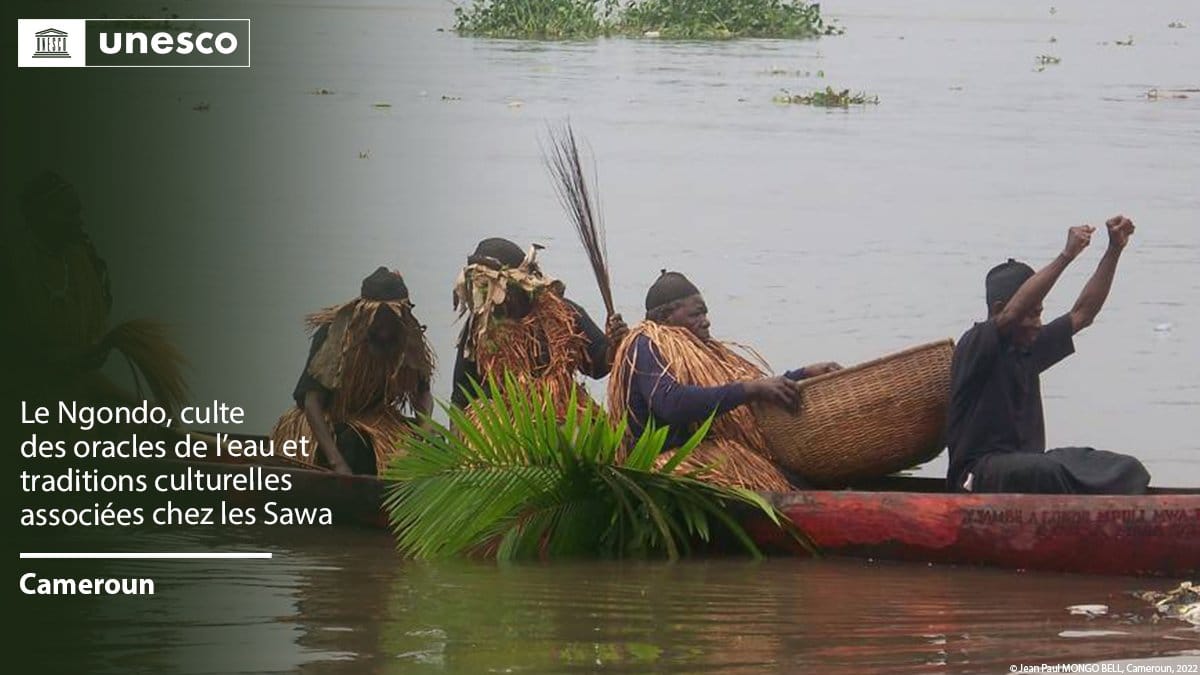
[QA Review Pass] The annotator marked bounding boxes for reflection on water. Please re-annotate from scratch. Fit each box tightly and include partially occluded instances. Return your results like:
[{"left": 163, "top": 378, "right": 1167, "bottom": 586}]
[{"left": 28, "top": 528, "right": 1198, "bottom": 674}]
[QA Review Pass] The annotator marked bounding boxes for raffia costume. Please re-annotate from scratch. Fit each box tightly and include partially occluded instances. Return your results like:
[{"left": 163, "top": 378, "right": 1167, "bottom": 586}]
[
  {"left": 271, "top": 290, "right": 434, "bottom": 474},
  {"left": 452, "top": 246, "right": 598, "bottom": 419},
  {"left": 608, "top": 322, "right": 794, "bottom": 492}
]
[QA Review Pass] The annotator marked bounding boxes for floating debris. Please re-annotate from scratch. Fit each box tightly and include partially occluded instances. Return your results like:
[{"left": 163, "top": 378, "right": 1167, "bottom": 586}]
[
  {"left": 1147, "top": 89, "right": 1191, "bottom": 101},
  {"left": 507, "top": 99, "right": 524, "bottom": 108},
  {"left": 441, "top": 94, "right": 461, "bottom": 101},
  {"left": 1049, "top": 35, "right": 1057, "bottom": 43},
  {"left": 762, "top": 67, "right": 823, "bottom": 77},
  {"left": 643, "top": 30, "right": 660, "bottom": 38},
  {"left": 1115, "top": 35, "right": 1135, "bottom": 46},
  {"left": 310, "top": 88, "right": 335, "bottom": 95},
  {"left": 774, "top": 86, "right": 878, "bottom": 107},
  {"left": 1154, "top": 322, "right": 1174, "bottom": 332},
  {"left": 1068, "top": 604, "right": 1109, "bottom": 618},
  {"left": 372, "top": 102, "right": 392, "bottom": 108},
  {"left": 191, "top": 101, "right": 210, "bottom": 112},
  {"left": 1036, "top": 54, "right": 1061, "bottom": 65},
  {"left": 1135, "top": 581, "right": 1200, "bottom": 626},
  {"left": 1168, "top": 21, "right": 1187, "bottom": 29},
  {"left": 358, "top": 151, "right": 370, "bottom": 159}
]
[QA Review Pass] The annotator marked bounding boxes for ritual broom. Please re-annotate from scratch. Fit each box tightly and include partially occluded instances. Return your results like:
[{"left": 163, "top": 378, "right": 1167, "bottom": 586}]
[{"left": 543, "top": 122, "right": 614, "bottom": 319}]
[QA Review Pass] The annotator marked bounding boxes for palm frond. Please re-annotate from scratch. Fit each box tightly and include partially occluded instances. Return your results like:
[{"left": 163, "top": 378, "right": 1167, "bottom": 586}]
[{"left": 384, "top": 373, "right": 813, "bottom": 560}]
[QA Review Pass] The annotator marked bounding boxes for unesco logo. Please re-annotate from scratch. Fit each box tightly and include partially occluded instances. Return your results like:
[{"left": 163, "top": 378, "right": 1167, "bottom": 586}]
[
  {"left": 33, "top": 28, "right": 70, "bottom": 58},
  {"left": 18, "top": 19, "right": 250, "bottom": 68}
]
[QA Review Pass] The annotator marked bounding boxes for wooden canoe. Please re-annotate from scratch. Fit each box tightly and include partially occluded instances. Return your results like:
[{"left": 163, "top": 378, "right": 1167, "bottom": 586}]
[{"left": 160, "top": 443, "right": 1198, "bottom": 577}]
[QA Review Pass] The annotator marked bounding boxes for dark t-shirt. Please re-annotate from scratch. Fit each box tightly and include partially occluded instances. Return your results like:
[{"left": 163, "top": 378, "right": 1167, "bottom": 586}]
[
  {"left": 945, "top": 314, "right": 1075, "bottom": 490},
  {"left": 450, "top": 298, "right": 609, "bottom": 408}
]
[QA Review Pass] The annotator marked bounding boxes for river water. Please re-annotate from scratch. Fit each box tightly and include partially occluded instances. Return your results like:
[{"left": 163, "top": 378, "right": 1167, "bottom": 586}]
[
  {"left": 28, "top": 526, "right": 1200, "bottom": 673},
  {"left": 44, "top": 0, "right": 1200, "bottom": 671},
  {"left": 101, "top": 0, "right": 1198, "bottom": 485}
]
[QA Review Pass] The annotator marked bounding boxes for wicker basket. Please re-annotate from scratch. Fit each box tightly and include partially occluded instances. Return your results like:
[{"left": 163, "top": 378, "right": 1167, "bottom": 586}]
[{"left": 752, "top": 339, "right": 954, "bottom": 487}]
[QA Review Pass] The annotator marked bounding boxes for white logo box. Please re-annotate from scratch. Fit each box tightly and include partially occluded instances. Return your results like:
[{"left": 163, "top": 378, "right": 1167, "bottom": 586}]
[{"left": 18, "top": 19, "right": 86, "bottom": 68}]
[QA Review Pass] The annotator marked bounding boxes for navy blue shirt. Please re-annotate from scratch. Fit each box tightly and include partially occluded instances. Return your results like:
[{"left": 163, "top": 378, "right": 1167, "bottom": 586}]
[
  {"left": 945, "top": 314, "right": 1075, "bottom": 491},
  {"left": 620, "top": 334, "right": 806, "bottom": 450}
]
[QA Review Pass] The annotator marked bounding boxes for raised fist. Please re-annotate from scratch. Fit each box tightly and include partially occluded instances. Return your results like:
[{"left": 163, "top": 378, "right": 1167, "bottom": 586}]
[
  {"left": 1063, "top": 225, "right": 1094, "bottom": 260},
  {"left": 1105, "top": 214, "right": 1135, "bottom": 250}
]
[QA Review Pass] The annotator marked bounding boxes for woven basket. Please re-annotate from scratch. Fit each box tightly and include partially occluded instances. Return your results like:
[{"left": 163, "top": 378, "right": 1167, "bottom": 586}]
[{"left": 752, "top": 339, "right": 954, "bottom": 487}]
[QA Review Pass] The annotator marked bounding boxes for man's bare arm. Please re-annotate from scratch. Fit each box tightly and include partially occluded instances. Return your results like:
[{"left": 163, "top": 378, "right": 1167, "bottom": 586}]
[
  {"left": 303, "top": 390, "right": 352, "bottom": 474},
  {"left": 995, "top": 225, "right": 1092, "bottom": 335},
  {"left": 1069, "top": 215, "right": 1134, "bottom": 333}
]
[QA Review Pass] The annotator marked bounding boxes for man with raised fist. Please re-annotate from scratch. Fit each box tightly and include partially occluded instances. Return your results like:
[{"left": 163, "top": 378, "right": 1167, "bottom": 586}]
[{"left": 945, "top": 216, "right": 1151, "bottom": 494}]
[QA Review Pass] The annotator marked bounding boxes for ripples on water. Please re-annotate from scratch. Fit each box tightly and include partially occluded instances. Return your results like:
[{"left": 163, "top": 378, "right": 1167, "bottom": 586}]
[{"left": 27, "top": 528, "right": 1199, "bottom": 674}]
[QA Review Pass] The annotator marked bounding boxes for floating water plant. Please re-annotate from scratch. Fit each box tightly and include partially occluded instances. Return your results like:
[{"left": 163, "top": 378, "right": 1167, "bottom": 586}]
[
  {"left": 762, "top": 67, "right": 824, "bottom": 77},
  {"left": 774, "top": 86, "right": 878, "bottom": 107},
  {"left": 1114, "top": 35, "right": 1134, "bottom": 46},
  {"left": 453, "top": 0, "right": 839, "bottom": 40},
  {"left": 454, "top": 0, "right": 613, "bottom": 39},
  {"left": 1167, "top": 21, "right": 1186, "bottom": 29},
  {"left": 617, "top": 0, "right": 840, "bottom": 39}
]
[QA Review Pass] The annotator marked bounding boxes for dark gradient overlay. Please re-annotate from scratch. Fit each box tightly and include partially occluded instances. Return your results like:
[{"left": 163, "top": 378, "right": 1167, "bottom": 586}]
[{"left": 7, "top": 2, "right": 312, "bottom": 671}]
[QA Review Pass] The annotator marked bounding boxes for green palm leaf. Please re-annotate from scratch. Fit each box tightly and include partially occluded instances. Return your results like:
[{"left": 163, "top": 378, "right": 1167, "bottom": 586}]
[{"left": 385, "top": 372, "right": 814, "bottom": 560}]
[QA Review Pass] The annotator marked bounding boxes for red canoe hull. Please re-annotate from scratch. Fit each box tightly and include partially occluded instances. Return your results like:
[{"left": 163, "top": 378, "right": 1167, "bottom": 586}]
[
  {"left": 743, "top": 490, "right": 1200, "bottom": 577},
  {"left": 171, "top": 447, "right": 1199, "bottom": 577}
]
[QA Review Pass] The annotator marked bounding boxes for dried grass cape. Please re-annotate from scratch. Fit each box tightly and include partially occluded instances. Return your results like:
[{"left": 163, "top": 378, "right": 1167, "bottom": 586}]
[
  {"left": 272, "top": 297, "right": 434, "bottom": 473},
  {"left": 453, "top": 248, "right": 592, "bottom": 418},
  {"left": 608, "top": 321, "right": 793, "bottom": 492}
]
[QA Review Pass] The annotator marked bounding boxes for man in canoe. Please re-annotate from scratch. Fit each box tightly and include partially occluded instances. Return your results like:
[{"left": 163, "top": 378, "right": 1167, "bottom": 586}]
[
  {"left": 608, "top": 270, "right": 842, "bottom": 491},
  {"left": 272, "top": 267, "right": 434, "bottom": 475},
  {"left": 945, "top": 217, "right": 1151, "bottom": 494},
  {"left": 450, "top": 237, "right": 626, "bottom": 416}
]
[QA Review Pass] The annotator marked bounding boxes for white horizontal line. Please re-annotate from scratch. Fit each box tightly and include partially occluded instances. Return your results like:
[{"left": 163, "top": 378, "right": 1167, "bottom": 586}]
[{"left": 20, "top": 552, "right": 272, "bottom": 559}]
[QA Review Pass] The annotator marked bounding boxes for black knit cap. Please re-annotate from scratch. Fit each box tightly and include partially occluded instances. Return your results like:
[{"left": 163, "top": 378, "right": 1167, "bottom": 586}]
[
  {"left": 985, "top": 258, "right": 1035, "bottom": 308},
  {"left": 469, "top": 237, "right": 525, "bottom": 269},
  {"left": 361, "top": 267, "right": 409, "bottom": 301},
  {"left": 645, "top": 270, "right": 700, "bottom": 312}
]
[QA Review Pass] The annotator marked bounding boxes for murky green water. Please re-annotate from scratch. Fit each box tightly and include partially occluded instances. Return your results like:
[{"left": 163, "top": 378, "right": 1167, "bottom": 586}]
[
  {"left": 23, "top": 527, "right": 1200, "bottom": 673},
  {"left": 26, "top": 0, "right": 1199, "bottom": 670}
]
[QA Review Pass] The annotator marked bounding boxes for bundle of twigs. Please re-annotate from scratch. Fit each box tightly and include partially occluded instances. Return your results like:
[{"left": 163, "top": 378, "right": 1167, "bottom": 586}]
[
  {"left": 544, "top": 122, "right": 614, "bottom": 318},
  {"left": 103, "top": 319, "right": 189, "bottom": 416}
]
